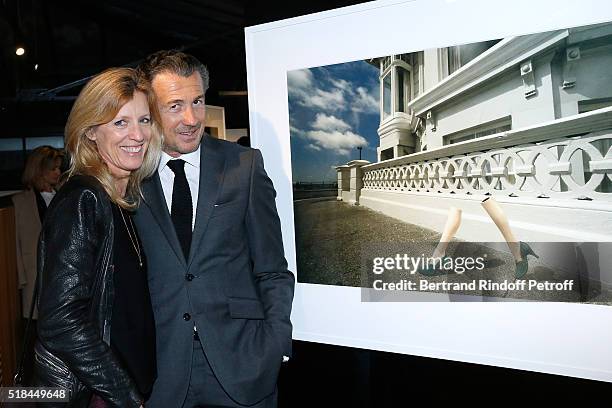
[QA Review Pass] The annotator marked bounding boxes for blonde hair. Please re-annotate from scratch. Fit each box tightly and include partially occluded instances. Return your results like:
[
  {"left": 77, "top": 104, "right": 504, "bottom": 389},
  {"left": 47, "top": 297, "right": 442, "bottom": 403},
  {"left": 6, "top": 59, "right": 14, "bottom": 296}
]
[
  {"left": 65, "top": 67, "right": 162, "bottom": 209},
  {"left": 22, "top": 146, "right": 63, "bottom": 191}
]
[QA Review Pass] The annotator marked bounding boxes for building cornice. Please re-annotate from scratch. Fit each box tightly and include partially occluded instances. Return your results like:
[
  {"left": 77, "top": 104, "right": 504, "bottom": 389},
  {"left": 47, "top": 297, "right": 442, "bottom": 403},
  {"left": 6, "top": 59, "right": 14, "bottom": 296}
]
[
  {"left": 363, "top": 107, "right": 612, "bottom": 171},
  {"left": 409, "top": 30, "right": 569, "bottom": 117}
]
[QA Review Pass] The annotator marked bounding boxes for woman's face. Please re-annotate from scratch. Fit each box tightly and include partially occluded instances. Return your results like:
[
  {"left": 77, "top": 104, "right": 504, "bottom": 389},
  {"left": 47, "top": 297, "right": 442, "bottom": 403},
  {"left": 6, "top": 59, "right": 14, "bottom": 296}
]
[
  {"left": 42, "top": 159, "right": 61, "bottom": 188},
  {"left": 89, "top": 92, "right": 151, "bottom": 179}
]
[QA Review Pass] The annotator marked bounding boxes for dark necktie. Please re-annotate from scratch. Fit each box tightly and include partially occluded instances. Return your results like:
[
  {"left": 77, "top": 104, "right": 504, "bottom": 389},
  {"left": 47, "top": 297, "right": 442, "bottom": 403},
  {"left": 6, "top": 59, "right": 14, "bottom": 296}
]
[{"left": 167, "top": 159, "right": 193, "bottom": 260}]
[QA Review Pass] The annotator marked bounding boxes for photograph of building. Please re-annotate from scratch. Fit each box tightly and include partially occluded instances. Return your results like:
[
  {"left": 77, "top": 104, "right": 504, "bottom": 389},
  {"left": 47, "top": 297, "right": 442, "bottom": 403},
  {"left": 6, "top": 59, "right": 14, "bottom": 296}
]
[{"left": 289, "top": 21, "right": 612, "bottom": 303}]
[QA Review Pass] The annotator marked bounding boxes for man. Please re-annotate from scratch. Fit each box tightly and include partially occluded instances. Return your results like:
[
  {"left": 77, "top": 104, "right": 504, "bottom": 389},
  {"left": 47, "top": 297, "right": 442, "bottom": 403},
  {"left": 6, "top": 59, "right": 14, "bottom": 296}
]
[{"left": 134, "top": 50, "right": 294, "bottom": 408}]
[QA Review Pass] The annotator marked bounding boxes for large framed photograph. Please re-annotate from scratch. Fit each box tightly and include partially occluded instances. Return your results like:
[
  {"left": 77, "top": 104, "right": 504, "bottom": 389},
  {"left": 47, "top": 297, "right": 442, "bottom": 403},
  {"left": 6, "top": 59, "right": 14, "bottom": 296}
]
[
  {"left": 288, "top": 21, "right": 612, "bottom": 305},
  {"left": 246, "top": 0, "right": 612, "bottom": 382}
]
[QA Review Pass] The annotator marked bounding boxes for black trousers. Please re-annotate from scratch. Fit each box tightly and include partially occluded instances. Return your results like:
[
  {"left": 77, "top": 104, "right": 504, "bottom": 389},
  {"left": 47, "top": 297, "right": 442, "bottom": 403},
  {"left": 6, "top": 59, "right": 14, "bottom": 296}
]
[{"left": 183, "top": 339, "right": 277, "bottom": 408}]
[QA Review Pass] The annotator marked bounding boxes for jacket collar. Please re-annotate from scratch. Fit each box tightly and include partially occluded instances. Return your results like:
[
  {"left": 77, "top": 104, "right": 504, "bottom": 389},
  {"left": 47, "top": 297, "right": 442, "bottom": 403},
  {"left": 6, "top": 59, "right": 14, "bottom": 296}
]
[{"left": 141, "top": 135, "right": 226, "bottom": 268}]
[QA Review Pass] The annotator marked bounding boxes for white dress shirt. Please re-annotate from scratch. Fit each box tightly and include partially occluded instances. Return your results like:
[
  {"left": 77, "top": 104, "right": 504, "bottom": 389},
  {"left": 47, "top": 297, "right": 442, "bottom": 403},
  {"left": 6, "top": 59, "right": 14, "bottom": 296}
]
[
  {"left": 40, "top": 190, "right": 56, "bottom": 207},
  {"left": 158, "top": 146, "right": 200, "bottom": 230}
]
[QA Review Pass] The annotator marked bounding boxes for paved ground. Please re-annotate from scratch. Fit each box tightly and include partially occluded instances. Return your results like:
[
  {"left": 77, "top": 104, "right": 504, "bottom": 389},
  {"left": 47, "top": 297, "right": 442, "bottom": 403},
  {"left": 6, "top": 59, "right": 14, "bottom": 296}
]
[{"left": 293, "top": 198, "right": 612, "bottom": 304}]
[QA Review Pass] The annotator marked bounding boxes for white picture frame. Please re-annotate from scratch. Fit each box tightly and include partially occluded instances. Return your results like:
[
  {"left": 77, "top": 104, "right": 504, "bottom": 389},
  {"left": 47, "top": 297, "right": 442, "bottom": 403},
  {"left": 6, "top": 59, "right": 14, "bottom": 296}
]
[{"left": 245, "top": 0, "right": 612, "bottom": 382}]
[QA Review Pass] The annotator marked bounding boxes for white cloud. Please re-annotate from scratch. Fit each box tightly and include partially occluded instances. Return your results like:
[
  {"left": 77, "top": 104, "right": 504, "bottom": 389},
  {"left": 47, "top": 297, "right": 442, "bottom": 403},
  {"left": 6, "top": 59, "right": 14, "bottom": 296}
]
[
  {"left": 287, "top": 69, "right": 313, "bottom": 91},
  {"left": 307, "top": 88, "right": 345, "bottom": 111},
  {"left": 351, "top": 86, "right": 379, "bottom": 114},
  {"left": 311, "top": 113, "right": 351, "bottom": 132},
  {"left": 288, "top": 69, "right": 318, "bottom": 108},
  {"left": 288, "top": 75, "right": 345, "bottom": 112},
  {"left": 290, "top": 124, "right": 307, "bottom": 138},
  {"left": 306, "top": 129, "right": 368, "bottom": 156},
  {"left": 330, "top": 78, "right": 350, "bottom": 91},
  {"left": 288, "top": 65, "right": 380, "bottom": 155},
  {"left": 306, "top": 144, "right": 322, "bottom": 151},
  {"left": 288, "top": 68, "right": 379, "bottom": 115}
]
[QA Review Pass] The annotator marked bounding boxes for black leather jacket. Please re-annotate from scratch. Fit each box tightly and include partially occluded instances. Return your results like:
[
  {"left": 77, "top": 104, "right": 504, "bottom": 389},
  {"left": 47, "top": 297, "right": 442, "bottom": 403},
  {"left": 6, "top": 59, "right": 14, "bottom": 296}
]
[{"left": 33, "top": 175, "right": 142, "bottom": 407}]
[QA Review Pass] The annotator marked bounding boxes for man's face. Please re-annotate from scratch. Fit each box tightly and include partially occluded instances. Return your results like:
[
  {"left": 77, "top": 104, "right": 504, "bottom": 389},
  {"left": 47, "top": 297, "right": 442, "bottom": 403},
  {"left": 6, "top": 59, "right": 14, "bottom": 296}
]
[{"left": 151, "top": 71, "right": 206, "bottom": 157}]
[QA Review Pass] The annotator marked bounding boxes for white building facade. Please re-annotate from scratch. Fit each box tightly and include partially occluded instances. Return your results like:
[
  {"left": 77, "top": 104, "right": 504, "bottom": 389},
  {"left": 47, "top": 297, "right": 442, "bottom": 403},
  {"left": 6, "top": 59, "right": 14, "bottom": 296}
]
[{"left": 337, "top": 23, "right": 612, "bottom": 284}]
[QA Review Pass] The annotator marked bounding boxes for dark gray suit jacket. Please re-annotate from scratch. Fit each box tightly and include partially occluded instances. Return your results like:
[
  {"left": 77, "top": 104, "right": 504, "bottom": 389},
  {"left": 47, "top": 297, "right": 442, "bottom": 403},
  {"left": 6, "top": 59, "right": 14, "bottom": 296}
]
[{"left": 134, "top": 135, "right": 294, "bottom": 407}]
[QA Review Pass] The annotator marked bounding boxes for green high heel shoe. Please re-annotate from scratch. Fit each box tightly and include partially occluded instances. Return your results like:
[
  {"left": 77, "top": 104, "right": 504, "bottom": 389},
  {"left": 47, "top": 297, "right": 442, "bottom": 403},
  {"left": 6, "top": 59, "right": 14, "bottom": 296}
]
[{"left": 515, "top": 242, "right": 539, "bottom": 279}]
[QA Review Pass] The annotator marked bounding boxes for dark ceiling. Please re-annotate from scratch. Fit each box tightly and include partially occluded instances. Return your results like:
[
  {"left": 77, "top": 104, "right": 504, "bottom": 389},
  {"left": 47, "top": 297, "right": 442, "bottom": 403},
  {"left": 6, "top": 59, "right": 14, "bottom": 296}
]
[{"left": 0, "top": 0, "right": 368, "bottom": 136}]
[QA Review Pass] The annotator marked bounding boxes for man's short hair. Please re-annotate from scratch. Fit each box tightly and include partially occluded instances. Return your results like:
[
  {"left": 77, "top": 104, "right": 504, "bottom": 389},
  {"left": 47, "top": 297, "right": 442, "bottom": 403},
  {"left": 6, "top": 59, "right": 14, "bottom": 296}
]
[{"left": 137, "top": 50, "right": 209, "bottom": 91}]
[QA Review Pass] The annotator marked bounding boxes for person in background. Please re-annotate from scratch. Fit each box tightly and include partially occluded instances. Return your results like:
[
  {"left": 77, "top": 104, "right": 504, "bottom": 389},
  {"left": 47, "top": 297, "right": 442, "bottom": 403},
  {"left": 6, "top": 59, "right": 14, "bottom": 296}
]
[
  {"left": 33, "top": 67, "right": 161, "bottom": 407},
  {"left": 12, "top": 145, "right": 63, "bottom": 385},
  {"left": 236, "top": 135, "right": 250, "bottom": 147}
]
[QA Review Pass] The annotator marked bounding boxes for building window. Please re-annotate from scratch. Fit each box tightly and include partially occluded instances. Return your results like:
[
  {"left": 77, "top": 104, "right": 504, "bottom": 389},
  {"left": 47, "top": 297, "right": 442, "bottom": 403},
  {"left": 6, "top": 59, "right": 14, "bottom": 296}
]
[
  {"left": 412, "top": 52, "right": 422, "bottom": 97},
  {"left": 397, "top": 145, "right": 413, "bottom": 157},
  {"left": 578, "top": 97, "right": 612, "bottom": 113},
  {"left": 444, "top": 116, "right": 512, "bottom": 145},
  {"left": 448, "top": 46, "right": 462, "bottom": 75},
  {"left": 380, "top": 147, "right": 394, "bottom": 161},
  {"left": 381, "top": 56, "right": 391, "bottom": 72},
  {"left": 380, "top": 53, "right": 423, "bottom": 121},
  {"left": 382, "top": 72, "right": 392, "bottom": 119},
  {"left": 447, "top": 39, "right": 502, "bottom": 75},
  {"left": 396, "top": 67, "right": 410, "bottom": 113}
]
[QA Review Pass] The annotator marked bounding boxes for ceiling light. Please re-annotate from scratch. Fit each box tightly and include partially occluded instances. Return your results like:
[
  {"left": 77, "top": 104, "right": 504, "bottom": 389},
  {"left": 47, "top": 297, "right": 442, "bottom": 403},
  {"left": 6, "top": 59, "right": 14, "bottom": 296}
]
[{"left": 16, "top": 47, "right": 25, "bottom": 56}]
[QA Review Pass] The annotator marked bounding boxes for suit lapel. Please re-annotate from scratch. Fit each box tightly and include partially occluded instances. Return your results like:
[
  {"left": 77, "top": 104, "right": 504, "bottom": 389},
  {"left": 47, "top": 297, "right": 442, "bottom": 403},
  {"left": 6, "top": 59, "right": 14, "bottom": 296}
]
[
  {"left": 188, "top": 136, "right": 226, "bottom": 269},
  {"left": 141, "top": 172, "right": 187, "bottom": 267}
]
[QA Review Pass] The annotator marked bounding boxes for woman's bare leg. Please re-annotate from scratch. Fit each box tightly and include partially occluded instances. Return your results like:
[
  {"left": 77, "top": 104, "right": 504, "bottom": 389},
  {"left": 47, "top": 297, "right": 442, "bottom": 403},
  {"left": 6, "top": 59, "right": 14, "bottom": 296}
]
[
  {"left": 433, "top": 207, "right": 462, "bottom": 258},
  {"left": 481, "top": 197, "right": 521, "bottom": 261}
]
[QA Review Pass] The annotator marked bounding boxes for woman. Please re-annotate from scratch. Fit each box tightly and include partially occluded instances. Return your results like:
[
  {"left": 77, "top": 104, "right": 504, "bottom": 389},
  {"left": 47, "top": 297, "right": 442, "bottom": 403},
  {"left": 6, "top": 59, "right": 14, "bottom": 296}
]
[
  {"left": 33, "top": 67, "right": 161, "bottom": 408},
  {"left": 12, "top": 145, "right": 63, "bottom": 385}
]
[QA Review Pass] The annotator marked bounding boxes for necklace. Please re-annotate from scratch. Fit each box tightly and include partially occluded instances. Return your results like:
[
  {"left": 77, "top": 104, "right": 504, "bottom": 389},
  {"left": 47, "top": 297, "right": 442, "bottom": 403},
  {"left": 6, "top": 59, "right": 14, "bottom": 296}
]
[{"left": 118, "top": 206, "right": 143, "bottom": 267}]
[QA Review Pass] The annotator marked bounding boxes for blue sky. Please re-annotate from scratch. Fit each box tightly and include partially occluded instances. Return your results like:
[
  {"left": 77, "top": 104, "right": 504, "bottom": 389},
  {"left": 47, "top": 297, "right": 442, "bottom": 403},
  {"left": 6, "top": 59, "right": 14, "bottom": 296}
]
[{"left": 287, "top": 60, "right": 380, "bottom": 183}]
